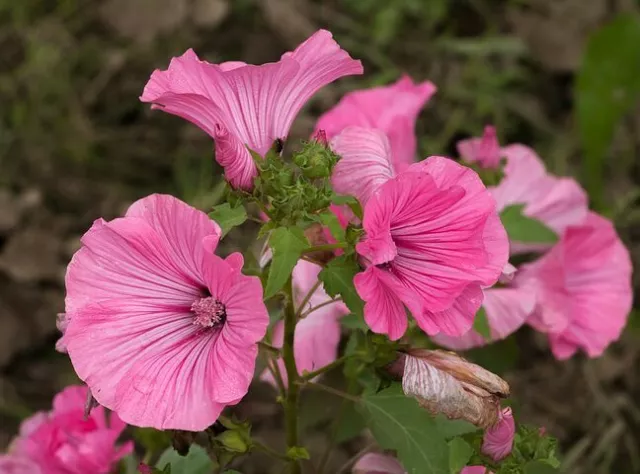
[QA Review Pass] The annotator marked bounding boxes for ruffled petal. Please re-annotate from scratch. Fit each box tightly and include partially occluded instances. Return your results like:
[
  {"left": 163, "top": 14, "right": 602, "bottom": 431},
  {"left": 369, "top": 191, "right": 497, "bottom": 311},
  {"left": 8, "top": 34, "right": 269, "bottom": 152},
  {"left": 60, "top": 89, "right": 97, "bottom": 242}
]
[
  {"left": 126, "top": 194, "right": 222, "bottom": 285},
  {"left": 418, "top": 284, "right": 483, "bottom": 337},
  {"left": 354, "top": 267, "right": 420, "bottom": 341},
  {"left": 0, "top": 456, "right": 43, "bottom": 474},
  {"left": 65, "top": 217, "right": 202, "bottom": 314},
  {"left": 457, "top": 126, "right": 501, "bottom": 168},
  {"left": 331, "top": 127, "right": 396, "bottom": 206},
  {"left": 316, "top": 75, "right": 436, "bottom": 170}
]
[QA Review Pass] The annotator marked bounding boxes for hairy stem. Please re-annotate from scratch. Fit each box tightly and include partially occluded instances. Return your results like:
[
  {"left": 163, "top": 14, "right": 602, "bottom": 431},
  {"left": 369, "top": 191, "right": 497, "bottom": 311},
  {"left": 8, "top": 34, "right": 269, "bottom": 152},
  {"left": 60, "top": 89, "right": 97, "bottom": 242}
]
[
  {"left": 283, "top": 277, "right": 301, "bottom": 474},
  {"left": 295, "top": 280, "right": 322, "bottom": 317},
  {"left": 300, "top": 297, "right": 342, "bottom": 319},
  {"left": 300, "top": 355, "right": 349, "bottom": 382}
]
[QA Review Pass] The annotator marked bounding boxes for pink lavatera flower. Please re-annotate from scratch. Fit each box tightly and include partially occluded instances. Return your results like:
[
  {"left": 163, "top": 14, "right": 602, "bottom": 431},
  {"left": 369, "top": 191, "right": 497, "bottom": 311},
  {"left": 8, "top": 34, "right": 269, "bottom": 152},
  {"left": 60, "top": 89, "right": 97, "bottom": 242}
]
[
  {"left": 141, "top": 30, "right": 362, "bottom": 190},
  {"left": 62, "top": 194, "right": 268, "bottom": 430},
  {"left": 462, "top": 468, "right": 492, "bottom": 474},
  {"left": 352, "top": 453, "right": 405, "bottom": 474},
  {"left": 482, "top": 407, "right": 515, "bottom": 461},
  {"left": 345, "top": 142, "right": 508, "bottom": 339},
  {"left": 515, "top": 212, "right": 632, "bottom": 359},
  {"left": 316, "top": 75, "right": 436, "bottom": 172},
  {"left": 9, "top": 385, "right": 131, "bottom": 474},
  {"left": 457, "top": 125, "right": 501, "bottom": 168},
  {"left": 262, "top": 260, "right": 348, "bottom": 387}
]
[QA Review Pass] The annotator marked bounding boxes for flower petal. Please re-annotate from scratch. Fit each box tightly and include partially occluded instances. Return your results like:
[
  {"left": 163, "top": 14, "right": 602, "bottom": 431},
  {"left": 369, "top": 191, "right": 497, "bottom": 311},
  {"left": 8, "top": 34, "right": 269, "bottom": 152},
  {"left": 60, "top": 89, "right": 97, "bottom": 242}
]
[
  {"left": 482, "top": 407, "right": 515, "bottom": 461},
  {"left": 352, "top": 453, "right": 405, "bottom": 474},
  {"left": 126, "top": 194, "right": 222, "bottom": 285},
  {"left": 418, "top": 284, "right": 483, "bottom": 337},
  {"left": 331, "top": 127, "right": 396, "bottom": 206},
  {"left": 316, "top": 75, "right": 436, "bottom": 170}
]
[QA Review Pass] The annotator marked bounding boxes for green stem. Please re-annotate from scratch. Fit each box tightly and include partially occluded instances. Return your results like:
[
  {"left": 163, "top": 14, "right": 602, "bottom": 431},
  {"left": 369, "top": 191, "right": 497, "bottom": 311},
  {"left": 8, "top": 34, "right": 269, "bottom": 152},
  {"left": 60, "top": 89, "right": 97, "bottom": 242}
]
[
  {"left": 258, "top": 341, "right": 281, "bottom": 356},
  {"left": 297, "top": 381, "right": 360, "bottom": 403},
  {"left": 300, "top": 297, "right": 342, "bottom": 319},
  {"left": 302, "top": 242, "right": 346, "bottom": 254},
  {"left": 253, "top": 440, "right": 290, "bottom": 462},
  {"left": 295, "top": 279, "right": 322, "bottom": 317},
  {"left": 283, "top": 277, "right": 302, "bottom": 474},
  {"left": 301, "top": 355, "right": 349, "bottom": 382}
]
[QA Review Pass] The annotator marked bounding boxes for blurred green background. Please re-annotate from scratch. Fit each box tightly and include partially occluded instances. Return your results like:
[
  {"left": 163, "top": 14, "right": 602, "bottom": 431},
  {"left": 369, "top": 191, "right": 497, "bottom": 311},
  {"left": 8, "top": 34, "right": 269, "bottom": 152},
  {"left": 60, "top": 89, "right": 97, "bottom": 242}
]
[{"left": 0, "top": 1, "right": 639, "bottom": 473}]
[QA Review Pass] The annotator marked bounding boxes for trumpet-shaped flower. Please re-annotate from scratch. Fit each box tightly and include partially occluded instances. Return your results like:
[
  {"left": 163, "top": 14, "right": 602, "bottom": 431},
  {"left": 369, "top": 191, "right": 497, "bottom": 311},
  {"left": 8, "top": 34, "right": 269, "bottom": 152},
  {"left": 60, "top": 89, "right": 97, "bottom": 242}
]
[
  {"left": 141, "top": 30, "right": 362, "bottom": 189},
  {"left": 336, "top": 129, "right": 508, "bottom": 339},
  {"left": 63, "top": 194, "right": 268, "bottom": 430},
  {"left": 516, "top": 212, "right": 632, "bottom": 359},
  {"left": 316, "top": 75, "right": 436, "bottom": 171}
]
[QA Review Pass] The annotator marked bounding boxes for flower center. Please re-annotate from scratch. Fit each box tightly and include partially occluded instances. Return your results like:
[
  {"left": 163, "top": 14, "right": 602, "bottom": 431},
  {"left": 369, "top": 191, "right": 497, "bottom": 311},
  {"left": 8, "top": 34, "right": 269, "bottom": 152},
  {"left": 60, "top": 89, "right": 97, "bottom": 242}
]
[{"left": 191, "top": 296, "right": 226, "bottom": 328}]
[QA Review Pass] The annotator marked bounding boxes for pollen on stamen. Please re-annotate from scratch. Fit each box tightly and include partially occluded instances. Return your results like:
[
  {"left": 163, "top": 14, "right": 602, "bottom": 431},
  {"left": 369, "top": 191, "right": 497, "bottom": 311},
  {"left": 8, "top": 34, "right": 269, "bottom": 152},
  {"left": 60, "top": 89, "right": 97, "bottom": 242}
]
[{"left": 191, "top": 296, "right": 226, "bottom": 328}]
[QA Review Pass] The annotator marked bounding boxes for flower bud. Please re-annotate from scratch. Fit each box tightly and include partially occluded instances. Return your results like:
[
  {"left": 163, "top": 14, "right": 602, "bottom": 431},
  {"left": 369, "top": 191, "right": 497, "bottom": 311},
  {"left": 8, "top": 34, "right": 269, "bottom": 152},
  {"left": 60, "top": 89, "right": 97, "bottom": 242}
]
[
  {"left": 388, "top": 349, "right": 509, "bottom": 429},
  {"left": 293, "top": 138, "right": 339, "bottom": 179},
  {"left": 216, "top": 430, "right": 249, "bottom": 453},
  {"left": 481, "top": 407, "right": 515, "bottom": 461}
]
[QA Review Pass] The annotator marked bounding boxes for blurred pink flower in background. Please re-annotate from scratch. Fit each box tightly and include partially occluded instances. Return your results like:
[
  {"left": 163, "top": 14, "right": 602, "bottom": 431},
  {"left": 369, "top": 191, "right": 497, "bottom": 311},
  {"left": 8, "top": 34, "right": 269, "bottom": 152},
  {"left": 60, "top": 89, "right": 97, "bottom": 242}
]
[
  {"left": 347, "top": 147, "right": 508, "bottom": 340},
  {"left": 262, "top": 260, "right": 348, "bottom": 387},
  {"left": 1, "top": 385, "right": 131, "bottom": 474},
  {"left": 482, "top": 407, "right": 515, "bottom": 461},
  {"left": 352, "top": 453, "right": 405, "bottom": 474},
  {"left": 516, "top": 212, "right": 632, "bottom": 359},
  {"left": 62, "top": 194, "right": 268, "bottom": 430},
  {"left": 457, "top": 125, "right": 501, "bottom": 169},
  {"left": 141, "top": 29, "right": 362, "bottom": 189},
  {"left": 316, "top": 75, "right": 436, "bottom": 172}
]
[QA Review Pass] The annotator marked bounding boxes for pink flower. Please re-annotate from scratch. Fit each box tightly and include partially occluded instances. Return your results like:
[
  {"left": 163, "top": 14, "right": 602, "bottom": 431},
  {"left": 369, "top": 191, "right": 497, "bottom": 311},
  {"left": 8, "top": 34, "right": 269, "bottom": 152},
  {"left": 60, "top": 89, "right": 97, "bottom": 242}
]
[
  {"left": 9, "top": 385, "right": 131, "bottom": 474},
  {"left": 490, "top": 144, "right": 588, "bottom": 253},
  {"left": 432, "top": 286, "right": 535, "bottom": 350},
  {"left": 515, "top": 212, "right": 632, "bottom": 359},
  {"left": 352, "top": 453, "right": 405, "bottom": 474},
  {"left": 482, "top": 407, "right": 515, "bottom": 461},
  {"left": 457, "top": 126, "right": 501, "bottom": 168},
  {"left": 316, "top": 75, "right": 436, "bottom": 172},
  {"left": 262, "top": 260, "right": 348, "bottom": 386},
  {"left": 348, "top": 142, "right": 508, "bottom": 340},
  {"left": 0, "top": 457, "right": 42, "bottom": 474},
  {"left": 462, "top": 468, "right": 491, "bottom": 474},
  {"left": 141, "top": 30, "right": 362, "bottom": 190},
  {"left": 63, "top": 194, "right": 268, "bottom": 430}
]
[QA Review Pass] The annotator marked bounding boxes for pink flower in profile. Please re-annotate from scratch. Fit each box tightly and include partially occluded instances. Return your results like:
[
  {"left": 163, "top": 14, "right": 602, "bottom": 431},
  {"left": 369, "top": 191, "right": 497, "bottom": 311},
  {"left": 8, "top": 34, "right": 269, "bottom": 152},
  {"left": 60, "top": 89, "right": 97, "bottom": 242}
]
[
  {"left": 9, "top": 385, "right": 131, "bottom": 474},
  {"left": 515, "top": 212, "right": 632, "bottom": 359},
  {"left": 482, "top": 407, "right": 515, "bottom": 461},
  {"left": 316, "top": 75, "right": 436, "bottom": 172},
  {"left": 63, "top": 194, "right": 268, "bottom": 430},
  {"left": 262, "top": 260, "right": 348, "bottom": 386},
  {"left": 340, "top": 130, "right": 508, "bottom": 340},
  {"left": 457, "top": 126, "right": 501, "bottom": 168},
  {"left": 461, "top": 468, "right": 491, "bottom": 474},
  {"left": 141, "top": 30, "right": 362, "bottom": 190},
  {"left": 352, "top": 453, "right": 405, "bottom": 474}
]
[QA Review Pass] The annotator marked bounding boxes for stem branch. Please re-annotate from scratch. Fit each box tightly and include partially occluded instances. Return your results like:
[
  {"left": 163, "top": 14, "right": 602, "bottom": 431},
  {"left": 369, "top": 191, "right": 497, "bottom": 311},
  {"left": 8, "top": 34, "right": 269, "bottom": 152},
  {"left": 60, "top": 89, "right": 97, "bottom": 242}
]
[{"left": 283, "top": 277, "right": 301, "bottom": 474}]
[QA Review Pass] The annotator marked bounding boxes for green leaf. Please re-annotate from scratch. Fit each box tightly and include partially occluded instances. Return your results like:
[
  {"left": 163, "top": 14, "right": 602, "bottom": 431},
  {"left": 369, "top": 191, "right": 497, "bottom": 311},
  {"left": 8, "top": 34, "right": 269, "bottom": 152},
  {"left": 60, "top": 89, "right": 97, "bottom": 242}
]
[
  {"left": 434, "top": 416, "right": 479, "bottom": 439},
  {"left": 340, "top": 313, "right": 368, "bottom": 331},
  {"left": 576, "top": 14, "right": 640, "bottom": 207},
  {"left": 156, "top": 445, "right": 215, "bottom": 474},
  {"left": 318, "top": 254, "right": 364, "bottom": 317},
  {"left": 359, "top": 385, "right": 449, "bottom": 474},
  {"left": 472, "top": 308, "right": 491, "bottom": 340},
  {"left": 318, "top": 211, "right": 346, "bottom": 242},
  {"left": 286, "top": 446, "right": 310, "bottom": 460},
  {"left": 500, "top": 205, "right": 557, "bottom": 244},
  {"left": 523, "top": 460, "right": 559, "bottom": 474},
  {"left": 335, "top": 402, "right": 367, "bottom": 443},
  {"left": 264, "top": 227, "right": 308, "bottom": 298},
  {"left": 209, "top": 203, "right": 248, "bottom": 237},
  {"left": 448, "top": 438, "right": 473, "bottom": 474},
  {"left": 133, "top": 427, "right": 171, "bottom": 454}
]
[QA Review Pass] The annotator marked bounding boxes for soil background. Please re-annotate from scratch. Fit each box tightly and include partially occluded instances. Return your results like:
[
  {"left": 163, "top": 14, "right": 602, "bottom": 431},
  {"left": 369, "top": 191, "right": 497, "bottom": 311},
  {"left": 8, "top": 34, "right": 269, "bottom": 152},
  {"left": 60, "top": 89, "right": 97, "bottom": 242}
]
[{"left": 1, "top": 1, "right": 640, "bottom": 473}]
